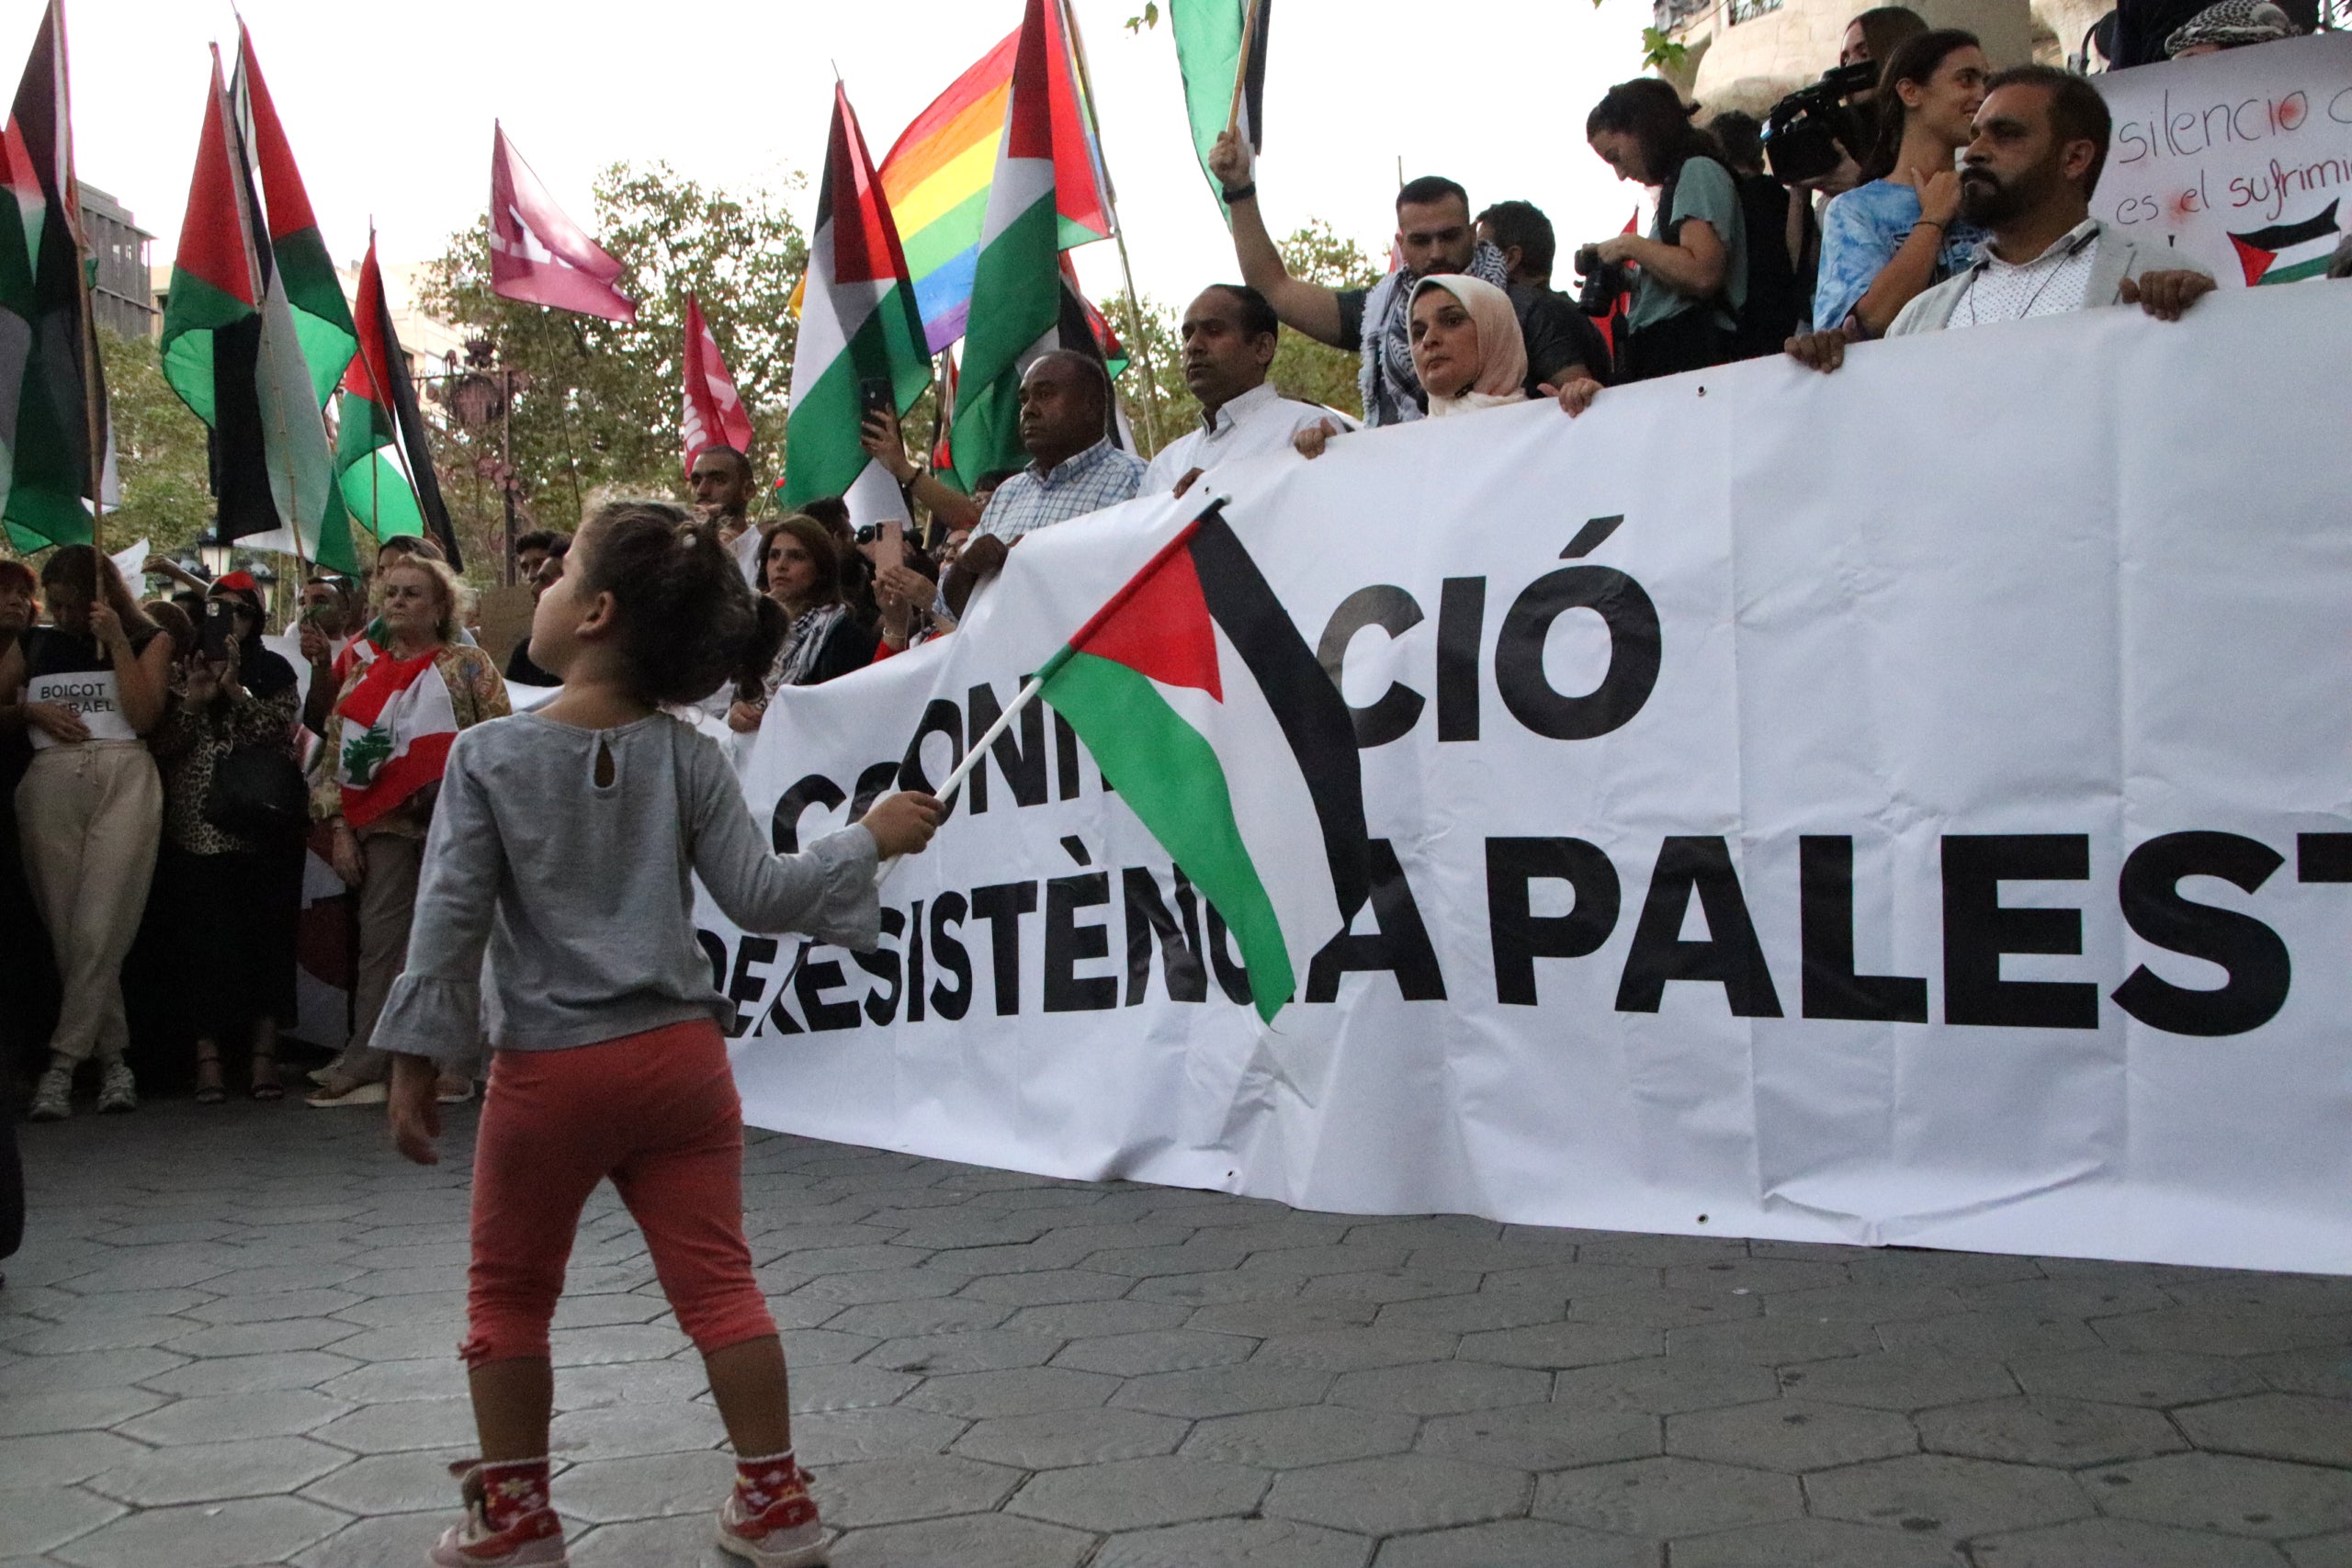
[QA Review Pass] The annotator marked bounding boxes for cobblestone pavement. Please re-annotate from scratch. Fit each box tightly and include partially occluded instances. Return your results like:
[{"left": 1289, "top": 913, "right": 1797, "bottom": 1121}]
[{"left": 7, "top": 1099, "right": 2352, "bottom": 1567}]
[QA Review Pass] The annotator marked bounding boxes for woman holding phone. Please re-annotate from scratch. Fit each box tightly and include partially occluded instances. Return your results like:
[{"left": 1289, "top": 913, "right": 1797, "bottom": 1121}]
[
  {"left": 0, "top": 547, "right": 174, "bottom": 1122},
  {"left": 149, "top": 573, "right": 303, "bottom": 1103}
]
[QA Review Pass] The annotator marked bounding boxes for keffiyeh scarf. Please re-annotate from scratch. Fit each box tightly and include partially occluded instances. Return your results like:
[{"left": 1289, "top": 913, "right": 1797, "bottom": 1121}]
[
  {"left": 1357, "top": 241, "right": 1512, "bottom": 428},
  {"left": 768, "top": 603, "right": 848, "bottom": 691}
]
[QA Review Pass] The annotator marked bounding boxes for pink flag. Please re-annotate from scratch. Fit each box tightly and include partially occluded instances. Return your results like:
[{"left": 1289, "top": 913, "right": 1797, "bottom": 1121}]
[
  {"left": 489, "top": 123, "right": 637, "bottom": 323},
  {"left": 681, "top": 292, "right": 754, "bottom": 477}
]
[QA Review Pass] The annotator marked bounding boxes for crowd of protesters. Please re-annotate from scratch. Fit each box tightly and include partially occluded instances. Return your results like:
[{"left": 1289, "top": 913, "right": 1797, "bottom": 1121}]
[
  {"left": 0, "top": 6, "right": 2338, "bottom": 1556},
  {"left": 1, "top": 0, "right": 2340, "bottom": 1137}
]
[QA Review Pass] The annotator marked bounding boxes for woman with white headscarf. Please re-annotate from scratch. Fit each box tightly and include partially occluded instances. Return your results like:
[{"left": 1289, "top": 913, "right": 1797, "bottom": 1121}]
[{"left": 1295, "top": 275, "right": 1600, "bottom": 457}]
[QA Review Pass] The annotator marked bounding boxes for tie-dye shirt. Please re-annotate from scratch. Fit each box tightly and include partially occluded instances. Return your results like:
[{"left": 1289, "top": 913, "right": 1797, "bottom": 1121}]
[{"left": 1815, "top": 178, "right": 1989, "bottom": 335}]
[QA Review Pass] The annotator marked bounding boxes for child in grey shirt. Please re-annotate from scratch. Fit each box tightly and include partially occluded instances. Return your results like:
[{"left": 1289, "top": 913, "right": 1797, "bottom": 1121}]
[{"left": 378, "top": 502, "right": 939, "bottom": 1568}]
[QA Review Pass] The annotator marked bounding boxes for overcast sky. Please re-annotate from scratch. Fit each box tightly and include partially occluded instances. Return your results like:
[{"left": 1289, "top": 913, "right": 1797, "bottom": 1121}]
[{"left": 62, "top": 0, "right": 1653, "bottom": 316}]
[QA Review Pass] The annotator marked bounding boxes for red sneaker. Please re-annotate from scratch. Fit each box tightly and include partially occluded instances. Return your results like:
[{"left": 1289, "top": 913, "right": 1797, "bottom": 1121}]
[
  {"left": 713, "top": 1465, "right": 829, "bottom": 1567},
  {"left": 427, "top": 1461, "right": 568, "bottom": 1567}
]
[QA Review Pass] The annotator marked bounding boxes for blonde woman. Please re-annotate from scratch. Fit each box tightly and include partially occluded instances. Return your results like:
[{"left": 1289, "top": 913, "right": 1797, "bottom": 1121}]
[{"left": 311, "top": 554, "right": 508, "bottom": 1107}]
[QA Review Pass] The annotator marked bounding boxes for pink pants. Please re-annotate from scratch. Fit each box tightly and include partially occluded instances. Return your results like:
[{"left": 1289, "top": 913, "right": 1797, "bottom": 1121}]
[{"left": 461, "top": 1019, "right": 776, "bottom": 1368}]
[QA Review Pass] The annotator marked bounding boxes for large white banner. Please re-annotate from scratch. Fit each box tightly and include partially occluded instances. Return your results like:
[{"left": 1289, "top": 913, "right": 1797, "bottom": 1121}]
[
  {"left": 2094, "top": 33, "right": 2352, "bottom": 286},
  {"left": 705, "top": 285, "right": 2352, "bottom": 1275}
]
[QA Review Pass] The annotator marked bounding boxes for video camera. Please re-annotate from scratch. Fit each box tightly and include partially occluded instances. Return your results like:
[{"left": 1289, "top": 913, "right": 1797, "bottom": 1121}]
[{"left": 1759, "top": 61, "right": 1879, "bottom": 184}]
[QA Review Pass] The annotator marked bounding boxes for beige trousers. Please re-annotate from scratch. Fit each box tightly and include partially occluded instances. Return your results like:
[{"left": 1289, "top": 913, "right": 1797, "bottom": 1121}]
[
  {"left": 15, "top": 742, "right": 163, "bottom": 1066},
  {"left": 333, "top": 829, "right": 424, "bottom": 1086}
]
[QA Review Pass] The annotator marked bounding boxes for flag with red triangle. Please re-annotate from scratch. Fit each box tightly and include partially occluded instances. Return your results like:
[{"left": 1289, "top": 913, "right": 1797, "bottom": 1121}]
[
  {"left": 336, "top": 235, "right": 459, "bottom": 569},
  {"left": 157, "top": 48, "right": 345, "bottom": 569},
  {"left": 233, "top": 23, "right": 354, "bottom": 407},
  {"left": 781, "top": 82, "right": 930, "bottom": 523},
  {"left": 0, "top": 0, "right": 109, "bottom": 552}
]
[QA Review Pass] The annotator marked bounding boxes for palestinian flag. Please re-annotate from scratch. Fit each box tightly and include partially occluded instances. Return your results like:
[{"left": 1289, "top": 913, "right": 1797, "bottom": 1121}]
[
  {"left": 158, "top": 49, "right": 341, "bottom": 567},
  {"left": 0, "top": 0, "right": 109, "bottom": 552},
  {"left": 781, "top": 82, "right": 928, "bottom": 522},
  {"left": 1037, "top": 504, "right": 1367, "bottom": 1022},
  {"left": 232, "top": 23, "right": 355, "bottom": 406},
  {"left": 948, "top": 0, "right": 1064, "bottom": 491},
  {"left": 336, "top": 235, "right": 459, "bottom": 568},
  {"left": 335, "top": 649, "right": 458, "bottom": 830},
  {"left": 1171, "top": 0, "right": 1272, "bottom": 216},
  {"left": 2229, "top": 200, "right": 2340, "bottom": 286}
]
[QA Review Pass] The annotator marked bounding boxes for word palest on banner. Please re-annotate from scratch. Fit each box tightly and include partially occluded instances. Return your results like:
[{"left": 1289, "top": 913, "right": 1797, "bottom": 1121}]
[
  {"left": 699, "top": 284, "right": 2352, "bottom": 1278},
  {"left": 2094, "top": 32, "right": 2352, "bottom": 285}
]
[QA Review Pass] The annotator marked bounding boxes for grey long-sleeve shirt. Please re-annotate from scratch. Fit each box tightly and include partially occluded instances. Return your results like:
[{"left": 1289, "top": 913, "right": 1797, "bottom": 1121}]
[{"left": 369, "top": 711, "right": 879, "bottom": 1067}]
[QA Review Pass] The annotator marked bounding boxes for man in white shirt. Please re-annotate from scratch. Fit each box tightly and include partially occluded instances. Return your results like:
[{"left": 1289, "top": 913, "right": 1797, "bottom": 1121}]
[
  {"left": 1787, "top": 66, "right": 2214, "bottom": 369},
  {"left": 1144, "top": 285, "right": 1337, "bottom": 498}
]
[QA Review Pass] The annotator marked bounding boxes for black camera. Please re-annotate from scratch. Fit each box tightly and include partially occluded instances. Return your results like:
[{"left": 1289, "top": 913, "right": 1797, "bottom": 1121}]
[
  {"left": 1573, "top": 243, "right": 1631, "bottom": 317},
  {"left": 1760, "top": 61, "right": 1879, "bottom": 185}
]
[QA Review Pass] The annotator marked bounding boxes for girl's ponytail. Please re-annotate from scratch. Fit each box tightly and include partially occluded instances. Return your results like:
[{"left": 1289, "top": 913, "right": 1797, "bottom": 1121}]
[{"left": 735, "top": 595, "right": 788, "bottom": 705}]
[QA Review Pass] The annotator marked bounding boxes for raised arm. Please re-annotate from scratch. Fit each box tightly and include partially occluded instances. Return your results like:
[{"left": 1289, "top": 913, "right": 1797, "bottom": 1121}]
[
  {"left": 1847, "top": 171, "right": 1961, "bottom": 337},
  {"left": 688, "top": 735, "right": 940, "bottom": 949},
  {"left": 862, "top": 411, "right": 982, "bottom": 531},
  {"left": 1207, "top": 130, "right": 1346, "bottom": 347}
]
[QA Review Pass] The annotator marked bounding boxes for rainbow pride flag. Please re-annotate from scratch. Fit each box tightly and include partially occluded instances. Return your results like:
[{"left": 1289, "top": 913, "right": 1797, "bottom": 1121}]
[{"left": 879, "top": 5, "right": 1114, "bottom": 354}]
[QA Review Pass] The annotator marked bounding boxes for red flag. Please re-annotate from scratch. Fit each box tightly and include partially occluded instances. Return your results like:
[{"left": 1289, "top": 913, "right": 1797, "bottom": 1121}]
[
  {"left": 1593, "top": 207, "right": 1638, "bottom": 363},
  {"left": 681, "top": 292, "right": 754, "bottom": 478},
  {"left": 489, "top": 123, "right": 637, "bottom": 323}
]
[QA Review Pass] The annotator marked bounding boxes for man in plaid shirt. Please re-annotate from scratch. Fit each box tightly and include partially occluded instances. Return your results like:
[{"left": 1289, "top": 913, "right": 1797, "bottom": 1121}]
[{"left": 943, "top": 352, "right": 1146, "bottom": 618}]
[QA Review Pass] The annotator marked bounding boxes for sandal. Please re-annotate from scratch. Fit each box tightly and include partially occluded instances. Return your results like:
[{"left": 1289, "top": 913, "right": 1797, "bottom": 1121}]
[
  {"left": 194, "top": 1053, "right": 227, "bottom": 1106},
  {"left": 249, "top": 1053, "right": 284, "bottom": 1101}
]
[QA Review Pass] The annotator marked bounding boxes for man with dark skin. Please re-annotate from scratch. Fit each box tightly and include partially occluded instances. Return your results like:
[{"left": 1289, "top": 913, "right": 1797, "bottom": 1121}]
[
  {"left": 688, "top": 445, "right": 758, "bottom": 546},
  {"left": 1787, "top": 67, "right": 2213, "bottom": 370},
  {"left": 1143, "top": 285, "right": 1329, "bottom": 499},
  {"left": 1204, "top": 130, "right": 1595, "bottom": 421},
  {"left": 941, "top": 351, "right": 1144, "bottom": 619}
]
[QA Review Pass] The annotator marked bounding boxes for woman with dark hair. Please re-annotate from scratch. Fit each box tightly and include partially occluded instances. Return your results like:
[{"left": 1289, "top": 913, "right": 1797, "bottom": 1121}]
[
  {"left": 0, "top": 546, "right": 174, "bottom": 1121},
  {"left": 1812, "top": 29, "right": 1990, "bottom": 340},
  {"left": 726, "top": 514, "right": 873, "bottom": 732},
  {"left": 1580, "top": 79, "right": 1748, "bottom": 381},
  {"left": 149, "top": 573, "right": 304, "bottom": 1102}
]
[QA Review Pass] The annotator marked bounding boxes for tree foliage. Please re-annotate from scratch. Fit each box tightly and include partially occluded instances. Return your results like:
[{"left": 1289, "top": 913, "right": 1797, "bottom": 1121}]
[
  {"left": 1107, "top": 219, "right": 1384, "bottom": 457},
  {"left": 417, "top": 162, "right": 808, "bottom": 551},
  {"left": 98, "top": 327, "right": 213, "bottom": 559}
]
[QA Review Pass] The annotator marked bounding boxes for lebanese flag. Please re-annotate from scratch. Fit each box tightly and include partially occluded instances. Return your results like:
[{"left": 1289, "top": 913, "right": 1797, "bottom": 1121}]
[
  {"left": 681, "top": 291, "right": 755, "bottom": 477},
  {"left": 1035, "top": 503, "right": 1368, "bottom": 1021},
  {"left": 334, "top": 649, "right": 458, "bottom": 829},
  {"left": 490, "top": 124, "right": 637, "bottom": 323}
]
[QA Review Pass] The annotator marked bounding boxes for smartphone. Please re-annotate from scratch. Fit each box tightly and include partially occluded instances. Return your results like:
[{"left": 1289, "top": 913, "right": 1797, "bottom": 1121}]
[
  {"left": 199, "top": 601, "right": 237, "bottom": 663},
  {"left": 875, "top": 519, "right": 905, "bottom": 577},
  {"left": 858, "top": 378, "right": 895, "bottom": 422}
]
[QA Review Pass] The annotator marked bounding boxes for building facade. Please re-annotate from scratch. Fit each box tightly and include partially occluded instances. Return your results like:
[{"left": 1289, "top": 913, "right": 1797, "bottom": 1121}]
[{"left": 79, "top": 184, "right": 154, "bottom": 341}]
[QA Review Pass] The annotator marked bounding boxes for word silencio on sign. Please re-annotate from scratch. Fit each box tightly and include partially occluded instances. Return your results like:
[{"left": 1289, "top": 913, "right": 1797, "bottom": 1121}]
[{"left": 700, "top": 528, "right": 2352, "bottom": 1048}]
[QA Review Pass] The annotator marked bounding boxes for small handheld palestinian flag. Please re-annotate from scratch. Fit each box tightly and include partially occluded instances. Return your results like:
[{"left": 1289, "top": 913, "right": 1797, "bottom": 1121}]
[
  {"left": 335, "top": 649, "right": 458, "bottom": 829},
  {"left": 915, "top": 504, "right": 1368, "bottom": 1023},
  {"left": 2228, "top": 199, "right": 2340, "bottom": 287}
]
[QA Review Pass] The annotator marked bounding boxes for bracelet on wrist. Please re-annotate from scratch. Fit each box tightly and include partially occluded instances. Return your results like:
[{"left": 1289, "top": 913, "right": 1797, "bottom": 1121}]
[
  {"left": 1911, "top": 218, "right": 1946, "bottom": 233},
  {"left": 1220, "top": 181, "right": 1256, "bottom": 204}
]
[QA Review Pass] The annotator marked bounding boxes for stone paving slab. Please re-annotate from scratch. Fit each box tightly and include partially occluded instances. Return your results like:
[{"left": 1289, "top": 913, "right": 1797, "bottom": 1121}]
[{"left": 9, "top": 1098, "right": 2352, "bottom": 1564}]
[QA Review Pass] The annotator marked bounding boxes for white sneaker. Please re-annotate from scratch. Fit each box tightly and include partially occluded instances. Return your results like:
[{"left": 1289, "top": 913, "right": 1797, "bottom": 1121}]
[
  {"left": 28, "top": 1066, "right": 71, "bottom": 1122},
  {"left": 96, "top": 1061, "right": 137, "bottom": 1114}
]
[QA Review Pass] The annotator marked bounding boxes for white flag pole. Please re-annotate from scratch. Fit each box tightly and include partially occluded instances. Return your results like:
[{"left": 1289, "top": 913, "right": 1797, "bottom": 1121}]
[{"left": 874, "top": 668, "right": 1048, "bottom": 890}]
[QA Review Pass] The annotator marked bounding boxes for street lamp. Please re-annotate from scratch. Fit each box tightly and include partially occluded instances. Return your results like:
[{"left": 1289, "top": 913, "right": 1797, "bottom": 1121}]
[{"left": 197, "top": 532, "right": 234, "bottom": 579}]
